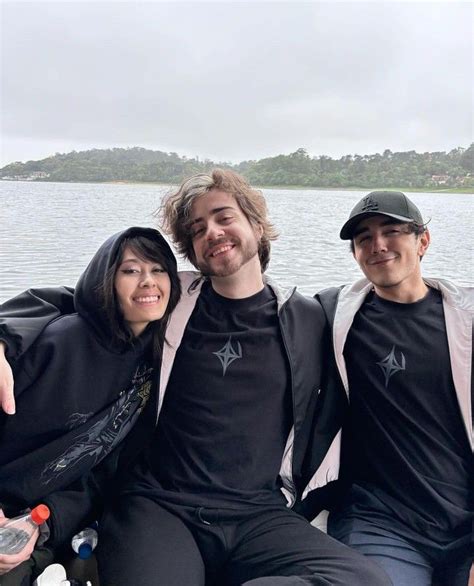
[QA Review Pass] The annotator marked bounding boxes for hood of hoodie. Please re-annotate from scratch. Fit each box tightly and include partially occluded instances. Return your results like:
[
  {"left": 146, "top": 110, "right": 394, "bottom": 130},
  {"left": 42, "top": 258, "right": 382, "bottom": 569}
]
[{"left": 74, "top": 227, "right": 177, "bottom": 351}]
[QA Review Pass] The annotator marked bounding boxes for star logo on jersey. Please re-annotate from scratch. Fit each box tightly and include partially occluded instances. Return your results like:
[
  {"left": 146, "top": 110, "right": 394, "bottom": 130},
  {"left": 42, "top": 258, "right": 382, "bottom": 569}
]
[
  {"left": 376, "top": 345, "right": 406, "bottom": 388},
  {"left": 213, "top": 336, "right": 242, "bottom": 376}
]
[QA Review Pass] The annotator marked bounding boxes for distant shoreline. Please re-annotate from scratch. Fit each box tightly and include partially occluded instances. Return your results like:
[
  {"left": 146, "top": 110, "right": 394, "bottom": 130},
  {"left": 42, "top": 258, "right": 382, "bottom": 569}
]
[
  {"left": 1, "top": 178, "right": 472, "bottom": 195},
  {"left": 2, "top": 145, "right": 472, "bottom": 192}
]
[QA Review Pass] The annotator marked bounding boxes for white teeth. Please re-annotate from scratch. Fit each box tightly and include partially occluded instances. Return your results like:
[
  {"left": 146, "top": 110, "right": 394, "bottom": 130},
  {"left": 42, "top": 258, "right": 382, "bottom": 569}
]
[
  {"left": 134, "top": 296, "right": 160, "bottom": 303},
  {"left": 210, "top": 244, "right": 233, "bottom": 257}
]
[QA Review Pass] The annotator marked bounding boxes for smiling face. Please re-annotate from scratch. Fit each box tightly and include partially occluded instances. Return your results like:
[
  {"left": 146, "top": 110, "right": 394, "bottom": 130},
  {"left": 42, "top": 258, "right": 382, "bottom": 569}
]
[
  {"left": 114, "top": 246, "right": 171, "bottom": 336},
  {"left": 188, "top": 189, "right": 263, "bottom": 284},
  {"left": 352, "top": 215, "right": 430, "bottom": 301}
]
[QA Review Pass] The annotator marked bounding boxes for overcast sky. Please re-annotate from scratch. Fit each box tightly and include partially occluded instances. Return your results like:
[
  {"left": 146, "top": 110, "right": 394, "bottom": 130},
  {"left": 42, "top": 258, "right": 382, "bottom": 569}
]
[{"left": 1, "top": 1, "right": 472, "bottom": 167}]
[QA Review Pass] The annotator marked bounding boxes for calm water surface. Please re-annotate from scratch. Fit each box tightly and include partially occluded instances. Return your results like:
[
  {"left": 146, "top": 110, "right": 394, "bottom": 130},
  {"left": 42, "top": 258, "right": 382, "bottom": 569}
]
[{"left": 1, "top": 181, "right": 472, "bottom": 303}]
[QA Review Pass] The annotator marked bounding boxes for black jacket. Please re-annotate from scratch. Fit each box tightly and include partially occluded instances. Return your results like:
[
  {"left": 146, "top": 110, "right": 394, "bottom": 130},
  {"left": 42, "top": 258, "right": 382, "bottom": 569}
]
[
  {"left": 0, "top": 227, "right": 175, "bottom": 548},
  {"left": 0, "top": 274, "right": 347, "bottom": 526}
]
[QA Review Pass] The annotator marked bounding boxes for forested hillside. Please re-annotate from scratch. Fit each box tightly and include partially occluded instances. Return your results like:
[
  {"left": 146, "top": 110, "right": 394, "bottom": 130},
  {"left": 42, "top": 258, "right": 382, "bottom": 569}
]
[{"left": 1, "top": 145, "right": 472, "bottom": 190}]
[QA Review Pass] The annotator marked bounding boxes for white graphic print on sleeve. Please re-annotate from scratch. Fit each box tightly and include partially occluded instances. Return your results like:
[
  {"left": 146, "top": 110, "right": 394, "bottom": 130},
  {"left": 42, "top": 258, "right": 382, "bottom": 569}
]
[{"left": 40, "top": 364, "right": 152, "bottom": 485}]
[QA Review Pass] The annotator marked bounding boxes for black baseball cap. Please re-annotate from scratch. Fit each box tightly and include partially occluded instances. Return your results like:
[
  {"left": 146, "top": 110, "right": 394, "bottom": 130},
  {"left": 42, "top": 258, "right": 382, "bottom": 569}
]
[{"left": 340, "top": 191, "right": 424, "bottom": 240}]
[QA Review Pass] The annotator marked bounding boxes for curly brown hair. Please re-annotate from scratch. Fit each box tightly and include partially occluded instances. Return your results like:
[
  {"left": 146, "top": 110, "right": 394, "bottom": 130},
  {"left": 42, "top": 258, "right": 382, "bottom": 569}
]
[{"left": 158, "top": 169, "right": 278, "bottom": 272}]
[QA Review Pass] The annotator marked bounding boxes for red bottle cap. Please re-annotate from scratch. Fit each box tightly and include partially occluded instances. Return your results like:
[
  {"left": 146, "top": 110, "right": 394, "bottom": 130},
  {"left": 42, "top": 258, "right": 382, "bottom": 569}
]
[{"left": 31, "top": 504, "right": 50, "bottom": 525}]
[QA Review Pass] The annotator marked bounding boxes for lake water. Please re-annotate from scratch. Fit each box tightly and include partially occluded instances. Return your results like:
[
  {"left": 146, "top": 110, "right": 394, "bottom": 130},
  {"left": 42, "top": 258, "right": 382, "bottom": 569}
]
[{"left": 1, "top": 181, "right": 472, "bottom": 303}]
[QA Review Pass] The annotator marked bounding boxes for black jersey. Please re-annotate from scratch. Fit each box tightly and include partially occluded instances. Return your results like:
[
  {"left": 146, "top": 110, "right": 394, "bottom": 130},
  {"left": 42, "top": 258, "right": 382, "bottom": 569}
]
[
  {"left": 144, "top": 281, "right": 292, "bottom": 508},
  {"left": 343, "top": 288, "right": 472, "bottom": 543}
]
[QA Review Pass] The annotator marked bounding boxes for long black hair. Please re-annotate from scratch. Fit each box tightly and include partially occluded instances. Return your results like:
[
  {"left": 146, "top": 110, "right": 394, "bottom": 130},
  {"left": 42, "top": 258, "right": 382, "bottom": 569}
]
[{"left": 98, "top": 233, "right": 181, "bottom": 363}]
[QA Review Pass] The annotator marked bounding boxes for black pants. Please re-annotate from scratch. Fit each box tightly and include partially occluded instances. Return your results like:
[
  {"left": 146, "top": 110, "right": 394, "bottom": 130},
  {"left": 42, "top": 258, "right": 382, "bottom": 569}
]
[{"left": 97, "top": 494, "right": 391, "bottom": 586}]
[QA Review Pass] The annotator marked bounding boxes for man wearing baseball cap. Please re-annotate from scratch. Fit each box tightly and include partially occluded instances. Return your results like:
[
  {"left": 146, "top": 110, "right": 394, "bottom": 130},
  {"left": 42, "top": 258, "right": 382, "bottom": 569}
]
[{"left": 316, "top": 191, "right": 473, "bottom": 585}]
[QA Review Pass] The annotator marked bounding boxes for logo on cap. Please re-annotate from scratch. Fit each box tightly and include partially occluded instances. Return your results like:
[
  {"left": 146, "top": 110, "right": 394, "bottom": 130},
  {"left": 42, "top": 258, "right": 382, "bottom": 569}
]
[{"left": 361, "top": 196, "right": 379, "bottom": 212}]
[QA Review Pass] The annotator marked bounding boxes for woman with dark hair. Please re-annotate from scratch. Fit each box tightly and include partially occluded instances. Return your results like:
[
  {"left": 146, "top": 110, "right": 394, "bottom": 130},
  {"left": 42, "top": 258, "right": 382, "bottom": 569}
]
[{"left": 0, "top": 227, "right": 180, "bottom": 584}]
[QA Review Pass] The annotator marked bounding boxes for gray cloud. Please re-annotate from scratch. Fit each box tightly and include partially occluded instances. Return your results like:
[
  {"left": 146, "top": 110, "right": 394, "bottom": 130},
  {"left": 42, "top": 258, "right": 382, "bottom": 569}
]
[{"left": 1, "top": 1, "right": 472, "bottom": 166}]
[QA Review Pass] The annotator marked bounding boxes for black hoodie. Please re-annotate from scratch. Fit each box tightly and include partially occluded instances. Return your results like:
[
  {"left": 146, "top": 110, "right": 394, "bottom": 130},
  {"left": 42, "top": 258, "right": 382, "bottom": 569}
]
[{"left": 0, "top": 227, "right": 176, "bottom": 548}]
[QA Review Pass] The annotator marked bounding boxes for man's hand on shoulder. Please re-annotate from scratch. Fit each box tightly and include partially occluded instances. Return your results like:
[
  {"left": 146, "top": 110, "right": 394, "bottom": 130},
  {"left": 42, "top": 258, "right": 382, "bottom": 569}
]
[{"left": 0, "top": 342, "right": 15, "bottom": 415}]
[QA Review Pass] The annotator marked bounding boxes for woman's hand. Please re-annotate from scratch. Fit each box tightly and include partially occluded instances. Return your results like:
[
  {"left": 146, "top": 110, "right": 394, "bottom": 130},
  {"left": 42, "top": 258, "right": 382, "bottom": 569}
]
[
  {"left": 0, "top": 342, "right": 15, "bottom": 414},
  {"left": 0, "top": 510, "right": 38, "bottom": 574}
]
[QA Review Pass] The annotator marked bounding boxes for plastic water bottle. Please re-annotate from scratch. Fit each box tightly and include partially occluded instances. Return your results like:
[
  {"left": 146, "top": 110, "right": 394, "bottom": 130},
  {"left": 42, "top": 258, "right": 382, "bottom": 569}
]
[
  {"left": 0, "top": 504, "right": 50, "bottom": 555},
  {"left": 71, "top": 526, "right": 98, "bottom": 560}
]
